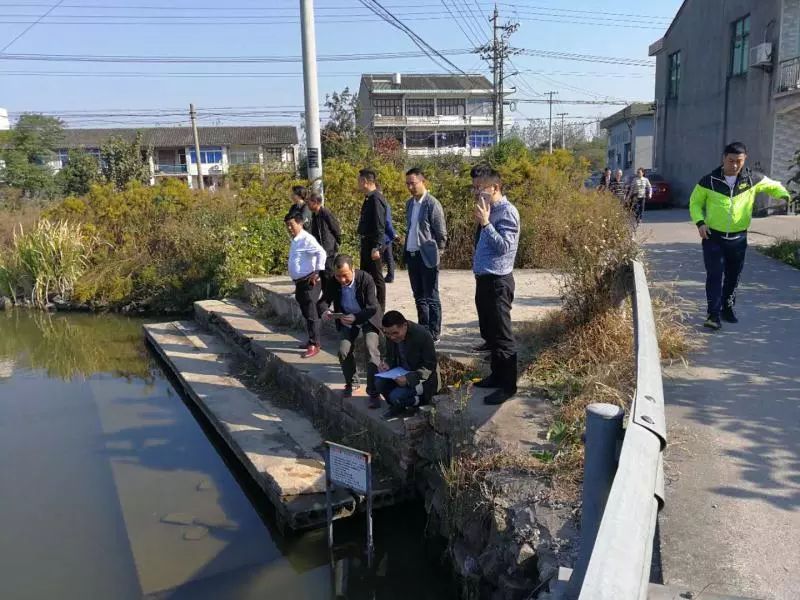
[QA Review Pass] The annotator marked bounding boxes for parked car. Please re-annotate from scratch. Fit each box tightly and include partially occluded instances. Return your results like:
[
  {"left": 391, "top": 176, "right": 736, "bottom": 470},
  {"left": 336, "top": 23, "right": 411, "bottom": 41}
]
[
  {"left": 646, "top": 173, "right": 672, "bottom": 207},
  {"left": 584, "top": 171, "right": 602, "bottom": 189}
]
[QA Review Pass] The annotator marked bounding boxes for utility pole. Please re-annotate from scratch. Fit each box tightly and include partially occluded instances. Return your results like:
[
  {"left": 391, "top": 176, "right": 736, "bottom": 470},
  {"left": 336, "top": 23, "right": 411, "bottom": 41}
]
[
  {"left": 546, "top": 91, "right": 558, "bottom": 153},
  {"left": 300, "top": 0, "right": 323, "bottom": 192},
  {"left": 483, "top": 7, "right": 518, "bottom": 143},
  {"left": 557, "top": 112, "right": 568, "bottom": 149},
  {"left": 189, "top": 103, "right": 204, "bottom": 190}
]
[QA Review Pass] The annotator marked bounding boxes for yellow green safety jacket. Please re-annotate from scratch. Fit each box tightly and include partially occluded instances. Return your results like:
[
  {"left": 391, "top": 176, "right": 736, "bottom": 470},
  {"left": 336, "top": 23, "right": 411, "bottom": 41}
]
[{"left": 689, "top": 166, "right": 790, "bottom": 234}]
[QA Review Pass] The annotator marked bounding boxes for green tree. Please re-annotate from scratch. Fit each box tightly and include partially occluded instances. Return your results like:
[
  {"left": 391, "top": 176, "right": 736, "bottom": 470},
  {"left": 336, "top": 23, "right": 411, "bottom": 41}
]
[
  {"left": 57, "top": 150, "right": 101, "bottom": 196},
  {"left": 100, "top": 134, "right": 151, "bottom": 190},
  {"left": 321, "top": 87, "right": 370, "bottom": 161},
  {"left": 0, "top": 114, "right": 64, "bottom": 198}
]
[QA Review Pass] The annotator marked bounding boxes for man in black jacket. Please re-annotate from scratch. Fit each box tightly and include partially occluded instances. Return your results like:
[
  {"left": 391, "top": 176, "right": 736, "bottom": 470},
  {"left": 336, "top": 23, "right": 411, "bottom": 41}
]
[
  {"left": 378, "top": 310, "right": 441, "bottom": 420},
  {"left": 356, "top": 168, "right": 387, "bottom": 310},
  {"left": 318, "top": 254, "right": 384, "bottom": 408},
  {"left": 307, "top": 193, "right": 341, "bottom": 290}
]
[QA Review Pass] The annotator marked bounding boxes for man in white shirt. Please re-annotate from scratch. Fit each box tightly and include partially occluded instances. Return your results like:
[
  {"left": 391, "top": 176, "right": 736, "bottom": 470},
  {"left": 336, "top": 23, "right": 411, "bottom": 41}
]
[{"left": 286, "top": 213, "right": 327, "bottom": 358}]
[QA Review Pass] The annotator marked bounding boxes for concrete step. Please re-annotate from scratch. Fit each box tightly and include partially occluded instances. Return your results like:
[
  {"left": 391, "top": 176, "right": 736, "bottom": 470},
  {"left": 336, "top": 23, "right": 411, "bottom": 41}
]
[
  {"left": 193, "top": 299, "right": 426, "bottom": 483},
  {"left": 144, "top": 320, "right": 359, "bottom": 531}
]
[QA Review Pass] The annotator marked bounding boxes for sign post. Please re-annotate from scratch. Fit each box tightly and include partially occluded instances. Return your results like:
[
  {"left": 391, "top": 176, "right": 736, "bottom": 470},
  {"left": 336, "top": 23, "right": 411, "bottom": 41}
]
[{"left": 324, "top": 441, "right": 374, "bottom": 568}]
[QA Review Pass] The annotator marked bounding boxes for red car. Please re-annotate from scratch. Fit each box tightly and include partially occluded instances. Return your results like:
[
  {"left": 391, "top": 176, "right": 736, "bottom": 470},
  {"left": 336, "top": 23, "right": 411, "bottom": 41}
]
[{"left": 646, "top": 173, "right": 673, "bottom": 207}]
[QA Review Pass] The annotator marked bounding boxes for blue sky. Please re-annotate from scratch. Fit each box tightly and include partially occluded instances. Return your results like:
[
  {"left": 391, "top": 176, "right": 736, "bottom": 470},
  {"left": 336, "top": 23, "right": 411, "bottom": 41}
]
[{"left": 0, "top": 0, "right": 684, "bottom": 130}]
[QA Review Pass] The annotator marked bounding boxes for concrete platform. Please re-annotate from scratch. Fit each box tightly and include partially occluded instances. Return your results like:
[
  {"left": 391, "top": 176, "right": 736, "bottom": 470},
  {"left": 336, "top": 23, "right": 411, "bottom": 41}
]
[
  {"left": 144, "top": 321, "right": 359, "bottom": 530},
  {"left": 245, "top": 269, "right": 561, "bottom": 368}
]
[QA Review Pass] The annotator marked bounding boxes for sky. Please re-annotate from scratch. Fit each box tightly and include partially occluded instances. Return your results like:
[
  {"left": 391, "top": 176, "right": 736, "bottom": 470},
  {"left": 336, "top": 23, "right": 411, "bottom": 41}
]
[{"left": 0, "top": 0, "right": 685, "bottom": 131}]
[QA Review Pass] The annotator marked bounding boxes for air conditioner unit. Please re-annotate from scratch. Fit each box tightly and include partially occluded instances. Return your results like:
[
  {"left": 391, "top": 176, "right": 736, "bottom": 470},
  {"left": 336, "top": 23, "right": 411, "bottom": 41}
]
[{"left": 750, "top": 42, "right": 773, "bottom": 69}]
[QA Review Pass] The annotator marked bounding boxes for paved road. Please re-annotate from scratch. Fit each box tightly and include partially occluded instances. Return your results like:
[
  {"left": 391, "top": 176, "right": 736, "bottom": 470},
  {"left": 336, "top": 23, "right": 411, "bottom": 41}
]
[{"left": 638, "top": 209, "right": 800, "bottom": 599}]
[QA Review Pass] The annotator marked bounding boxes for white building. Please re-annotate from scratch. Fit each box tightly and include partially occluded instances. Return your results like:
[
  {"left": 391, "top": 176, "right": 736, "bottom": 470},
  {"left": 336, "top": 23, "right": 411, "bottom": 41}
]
[
  {"left": 0, "top": 108, "right": 9, "bottom": 131},
  {"left": 54, "top": 125, "right": 299, "bottom": 188},
  {"left": 600, "top": 103, "right": 656, "bottom": 178},
  {"left": 357, "top": 73, "right": 502, "bottom": 157}
]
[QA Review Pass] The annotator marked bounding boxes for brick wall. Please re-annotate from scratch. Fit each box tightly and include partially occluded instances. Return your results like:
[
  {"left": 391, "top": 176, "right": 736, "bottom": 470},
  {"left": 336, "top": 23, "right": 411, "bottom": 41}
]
[
  {"left": 780, "top": 0, "right": 800, "bottom": 62},
  {"left": 772, "top": 107, "right": 800, "bottom": 185}
]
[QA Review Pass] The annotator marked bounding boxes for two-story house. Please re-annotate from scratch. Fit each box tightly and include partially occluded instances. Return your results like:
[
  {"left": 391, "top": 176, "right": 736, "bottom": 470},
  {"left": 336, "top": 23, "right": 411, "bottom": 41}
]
[
  {"left": 356, "top": 73, "right": 499, "bottom": 156},
  {"left": 650, "top": 0, "right": 800, "bottom": 206},
  {"left": 600, "top": 103, "right": 656, "bottom": 178},
  {"left": 54, "top": 125, "right": 299, "bottom": 189}
]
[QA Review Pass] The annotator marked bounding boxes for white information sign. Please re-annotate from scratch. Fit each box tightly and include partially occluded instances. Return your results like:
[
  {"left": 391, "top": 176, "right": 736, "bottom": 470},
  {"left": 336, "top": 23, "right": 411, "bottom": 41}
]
[{"left": 327, "top": 443, "right": 369, "bottom": 494}]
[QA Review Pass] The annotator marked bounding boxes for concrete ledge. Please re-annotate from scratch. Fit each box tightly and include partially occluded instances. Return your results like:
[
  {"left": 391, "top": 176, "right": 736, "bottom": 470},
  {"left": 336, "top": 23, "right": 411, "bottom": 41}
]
[{"left": 143, "top": 320, "right": 356, "bottom": 530}]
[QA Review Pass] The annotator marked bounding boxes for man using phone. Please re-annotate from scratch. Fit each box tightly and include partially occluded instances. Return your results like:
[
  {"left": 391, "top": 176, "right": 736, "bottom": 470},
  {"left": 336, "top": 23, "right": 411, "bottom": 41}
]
[
  {"left": 318, "top": 254, "right": 384, "bottom": 407},
  {"left": 471, "top": 165, "right": 521, "bottom": 405},
  {"left": 377, "top": 310, "right": 441, "bottom": 420}
]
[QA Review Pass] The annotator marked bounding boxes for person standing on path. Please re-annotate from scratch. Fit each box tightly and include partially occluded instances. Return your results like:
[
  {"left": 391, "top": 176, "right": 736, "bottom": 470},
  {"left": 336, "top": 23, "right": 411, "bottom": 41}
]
[
  {"left": 597, "top": 167, "right": 612, "bottom": 191},
  {"left": 627, "top": 167, "right": 652, "bottom": 224},
  {"left": 607, "top": 169, "right": 628, "bottom": 203},
  {"left": 285, "top": 213, "right": 326, "bottom": 359},
  {"left": 689, "top": 142, "right": 791, "bottom": 330},
  {"left": 318, "top": 254, "right": 384, "bottom": 408},
  {"left": 470, "top": 165, "right": 521, "bottom": 406},
  {"left": 383, "top": 200, "right": 398, "bottom": 284},
  {"left": 356, "top": 169, "right": 387, "bottom": 311},
  {"left": 403, "top": 167, "right": 448, "bottom": 343},
  {"left": 287, "top": 185, "right": 312, "bottom": 231},
  {"left": 307, "top": 192, "right": 341, "bottom": 293}
]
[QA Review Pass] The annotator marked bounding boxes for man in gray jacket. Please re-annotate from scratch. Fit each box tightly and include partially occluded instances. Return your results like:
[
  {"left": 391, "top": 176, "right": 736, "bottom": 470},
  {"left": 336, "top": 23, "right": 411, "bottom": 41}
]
[{"left": 403, "top": 167, "right": 448, "bottom": 342}]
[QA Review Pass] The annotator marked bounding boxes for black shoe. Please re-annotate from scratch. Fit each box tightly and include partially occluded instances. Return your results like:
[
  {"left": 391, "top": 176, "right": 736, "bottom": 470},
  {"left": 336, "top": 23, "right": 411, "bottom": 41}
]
[
  {"left": 703, "top": 314, "right": 722, "bottom": 330},
  {"left": 382, "top": 405, "right": 404, "bottom": 420},
  {"left": 721, "top": 306, "right": 738, "bottom": 323},
  {"left": 385, "top": 277, "right": 394, "bottom": 284},
  {"left": 484, "top": 388, "right": 516, "bottom": 405},
  {"left": 473, "top": 375, "right": 498, "bottom": 388},
  {"left": 472, "top": 341, "right": 492, "bottom": 353},
  {"left": 342, "top": 381, "right": 361, "bottom": 398}
]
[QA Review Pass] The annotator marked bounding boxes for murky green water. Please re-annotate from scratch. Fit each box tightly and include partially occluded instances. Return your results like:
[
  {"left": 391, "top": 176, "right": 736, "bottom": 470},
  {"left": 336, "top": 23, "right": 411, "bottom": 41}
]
[{"left": 0, "top": 310, "right": 454, "bottom": 599}]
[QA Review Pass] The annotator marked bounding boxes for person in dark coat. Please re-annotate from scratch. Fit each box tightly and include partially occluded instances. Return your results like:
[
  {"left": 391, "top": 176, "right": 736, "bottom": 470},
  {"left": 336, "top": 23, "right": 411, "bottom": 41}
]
[
  {"left": 287, "top": 185, "right": 312, "bottom": 231},
  {"left": 383, "top": 202, "right": 398, "bottom": 283},
  {"left": 318, "top": 254, "right": 384, "bottom": 408},
  {"left": 356, "top": 169, "right": 387, "bottom": 310},
  {"left": 307, "top": 192, "right": 341, "bottom": 291},
  {"left": 377, "top": 310, "right": 441, "bottom": 420}
]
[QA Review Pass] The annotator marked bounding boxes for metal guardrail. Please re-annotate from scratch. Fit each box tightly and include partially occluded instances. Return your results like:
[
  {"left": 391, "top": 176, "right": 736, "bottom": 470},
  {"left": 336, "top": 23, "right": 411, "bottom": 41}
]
[
  {"left": 571, "top": 260, "right": 667, "bottom": 599},
  {"left": 778, "top": 57, "right": 800, "bottom": 93}
]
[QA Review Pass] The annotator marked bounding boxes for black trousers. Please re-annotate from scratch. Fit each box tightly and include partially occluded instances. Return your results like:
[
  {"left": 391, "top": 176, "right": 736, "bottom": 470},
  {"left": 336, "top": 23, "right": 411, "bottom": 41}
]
[
  {"left": 475, "top": 273, "right": 517, "bottom": 392},
  {"left": 294, "top": 275, "right": 322, "bottom": 346},
  {"left": 702, "top": 232, "right": 747, "bottom": 317},
  {"left": 360, "top": 242, "right": 386, "bottom": 310}
]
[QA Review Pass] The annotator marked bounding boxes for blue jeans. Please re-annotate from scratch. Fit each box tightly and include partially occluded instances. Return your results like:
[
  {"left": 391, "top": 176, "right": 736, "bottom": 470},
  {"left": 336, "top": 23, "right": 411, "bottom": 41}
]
[
  {"left": 406, "top": 251, "right": 441, "bottom": 338},
  {"left": 702, "top": 232, "right": 748, "bottom": 317},
  {"left": 375, "top": 377, "right": 419, "bottom": 408},
  {"left": 383, "top": 244, "right": 395, "bottom": 281}
]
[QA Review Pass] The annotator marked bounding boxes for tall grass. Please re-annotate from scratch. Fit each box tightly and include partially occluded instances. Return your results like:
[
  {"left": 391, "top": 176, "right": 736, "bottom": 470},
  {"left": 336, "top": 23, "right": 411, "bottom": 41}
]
[{"left": 0, "top": 220, "right": 90, "bottom": 307}]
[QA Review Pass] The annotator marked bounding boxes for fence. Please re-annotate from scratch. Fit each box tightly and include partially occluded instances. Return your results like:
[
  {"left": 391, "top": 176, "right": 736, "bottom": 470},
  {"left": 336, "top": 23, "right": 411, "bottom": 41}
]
[{"left": 778, "top": 57, "right": 800, "bottom": 94}]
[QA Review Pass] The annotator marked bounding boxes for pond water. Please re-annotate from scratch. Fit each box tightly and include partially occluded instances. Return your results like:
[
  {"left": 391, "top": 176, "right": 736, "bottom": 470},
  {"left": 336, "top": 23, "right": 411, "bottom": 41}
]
[{"left": 0, "top": 310, "right": 454, "bottom": 599}]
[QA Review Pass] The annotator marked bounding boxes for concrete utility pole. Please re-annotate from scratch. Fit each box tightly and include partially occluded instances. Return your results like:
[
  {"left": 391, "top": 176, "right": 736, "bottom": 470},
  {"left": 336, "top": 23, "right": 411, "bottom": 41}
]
[
  {"left": 300, "top": 0, "right": 323, "bottom": 191},
  {"left": 557, "top": 112, "right": 568, "bottom": 149},
  {"left": 484, "top": 6, "right": 518, "bottom": 143},
  {"left": 491, "top": 6, "right": 499, "bottom": 142},
  {"left": 546, "top": 91, "right": 558, "bottom": 153},
  {"left": 189, "top": 103, "right": 204, "bottom": 190}
]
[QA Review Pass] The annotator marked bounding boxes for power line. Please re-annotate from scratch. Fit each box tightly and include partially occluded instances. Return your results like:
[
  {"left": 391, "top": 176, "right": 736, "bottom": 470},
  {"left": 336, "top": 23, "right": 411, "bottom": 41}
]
[
  {"left": 0, "top": 0, "right": 65, "bottom": 52},
  {"left": 439, "top": 0, "right": 480, "bottom": 47}
]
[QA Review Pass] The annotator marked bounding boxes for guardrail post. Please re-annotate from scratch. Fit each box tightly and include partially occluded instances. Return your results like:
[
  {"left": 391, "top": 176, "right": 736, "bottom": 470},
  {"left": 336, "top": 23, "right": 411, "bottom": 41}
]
[{"left": 565, "top": 403, "right": 625, "bottom": 599}]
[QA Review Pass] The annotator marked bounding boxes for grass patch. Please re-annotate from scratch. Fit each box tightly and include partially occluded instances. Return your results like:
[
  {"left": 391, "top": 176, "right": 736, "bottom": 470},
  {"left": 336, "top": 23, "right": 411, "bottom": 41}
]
[{"left": 761, "top": 239, "right": 800, "bottom": 269}]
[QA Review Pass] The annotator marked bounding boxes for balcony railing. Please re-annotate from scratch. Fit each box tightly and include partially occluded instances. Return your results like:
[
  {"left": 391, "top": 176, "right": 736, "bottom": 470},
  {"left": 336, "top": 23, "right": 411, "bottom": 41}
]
[
  {"left": 778, "top": 57, "right": 800, "bottom": 93},
  {"left": 373, "top": 114, "right": 494, "bottom": 127},
  {"left": 155, "top": 164, "right": 187, "bottom": 175}
]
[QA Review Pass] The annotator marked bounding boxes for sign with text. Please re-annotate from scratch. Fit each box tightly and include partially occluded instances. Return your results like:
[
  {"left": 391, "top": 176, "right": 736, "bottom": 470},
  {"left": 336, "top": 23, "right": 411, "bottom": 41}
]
[{"left": 326, "top": 442, "right": 369, "bottom": 494}]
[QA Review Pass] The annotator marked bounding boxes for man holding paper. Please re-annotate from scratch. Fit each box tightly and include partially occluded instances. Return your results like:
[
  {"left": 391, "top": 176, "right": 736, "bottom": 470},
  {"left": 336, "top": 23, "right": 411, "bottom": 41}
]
[{"left": 377, "top": 310, "right": 441, "bottom": 420}]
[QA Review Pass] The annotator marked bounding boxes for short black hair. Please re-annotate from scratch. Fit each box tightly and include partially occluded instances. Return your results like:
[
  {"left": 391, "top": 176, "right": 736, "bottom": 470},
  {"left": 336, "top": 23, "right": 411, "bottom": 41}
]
[
  {"left": 358, "top": 168, "right": 378, "bottom": 183},
  {"left": 382, "top": 310, "right": 407, "bottom": 327},
  {"left": 284, "top": 213, "right": 304, "bottom": 224},
  {"left": 333, "top": 254, "right": 353, "bottom": 270},
  {"left": 291, "top": 185, "right": 308, "bottom": 200},
  {"left": 405, "top": 167, "right": 426, "bottom": 179},
  {"left": 307, "top": 193, "right": 323, "bottom": 204},
  {"left": 471, "top": 164, "right": 502, "bottom": 188},
  {"left": 724, "top": 142, "right": 747, "bottom": 156}
]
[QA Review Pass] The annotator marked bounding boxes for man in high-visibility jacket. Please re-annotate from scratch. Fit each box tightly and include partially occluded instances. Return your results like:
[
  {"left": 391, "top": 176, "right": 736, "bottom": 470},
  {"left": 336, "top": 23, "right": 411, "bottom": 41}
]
[{"left": 689, "top": 142, "right": 791, "bottom": 330}]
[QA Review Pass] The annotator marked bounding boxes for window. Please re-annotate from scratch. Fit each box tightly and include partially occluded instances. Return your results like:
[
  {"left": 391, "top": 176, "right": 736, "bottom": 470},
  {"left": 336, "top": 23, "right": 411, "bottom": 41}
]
[
  {"left": 437, "top": 98, "right": 466, "bottom": 116},
  {"left": 58, "top": 148, "right": 100, "bottom": 166},
  {"left": 189, "top": 146, "right": 223, "bottom": 164},
  {"left": 373, "top": 97, "right": 402, "bottom": 116},
  {"left": 624, "top": 143, "right": 632, "bottom": 169},
  {"left": 668, "top": 51, "right": 681, "bottom": 99},
  {"left": 374, "top": 128, "right": 403, "bottom": 144},
  {"left": 229, "top": 150, "right": 261, "bottom": 165},
  {"left": 469, "top": 130, "right": 495, "bottom": 148},
  {"left": 405, "top": 99, "right": 435, "bottom": 117},
  {"left": 263, "top": 148, "right": 283, "bottom": 163},
  {"left": 731, "top": 15, "right": 750, "bottom": 76},
  {"left": 406, "top": 130, "right": 436, "bottom": 148},
  {"left": 436, "top": 130, "right": 466, "bottom": 148}
]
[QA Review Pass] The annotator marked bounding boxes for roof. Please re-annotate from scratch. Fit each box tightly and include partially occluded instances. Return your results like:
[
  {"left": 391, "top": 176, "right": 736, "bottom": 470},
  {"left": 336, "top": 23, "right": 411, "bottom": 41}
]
[
  {"left": 649, "top": 0, "right": 690, "bottom": 55},
  {"left": 58, "top": 125, "right": 298, "bottom": 149},
  {"left": 600, "top": 103, "right": 656, "bottom": 129},
  {"left": 361, "top": 73, "right": 493, "bottom": 93}
]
